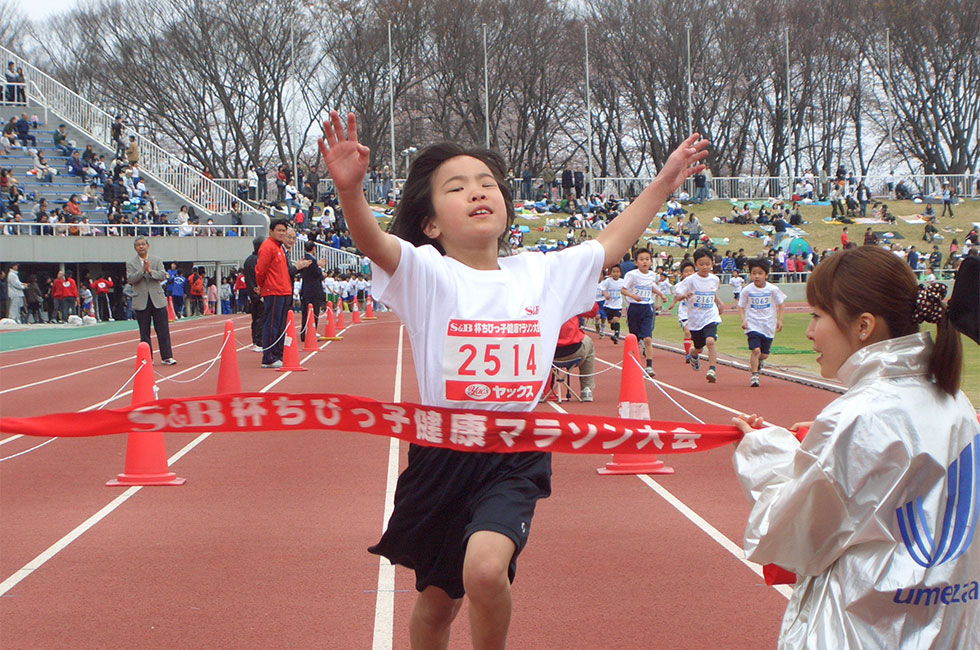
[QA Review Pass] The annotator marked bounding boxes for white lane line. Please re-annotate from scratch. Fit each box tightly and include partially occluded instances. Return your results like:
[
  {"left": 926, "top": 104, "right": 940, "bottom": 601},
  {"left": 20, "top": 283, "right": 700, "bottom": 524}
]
[
  {"left": 372, "top": 324, "right": 403, "bottom": 650},
  {"left": 0, "top": 318, "right": 241, "bottom": 370},
  {"left": 0, "top": 334, "right": 315, "bottom": 597},
  {"left": 0, "top": 324, "right": 249, "bottom": 396},
  {"left": 637, "top": 475, "right": 792, "bottom": 600},
  {"left": 544, "top": 400, "right": 791, "bottom": 600}
]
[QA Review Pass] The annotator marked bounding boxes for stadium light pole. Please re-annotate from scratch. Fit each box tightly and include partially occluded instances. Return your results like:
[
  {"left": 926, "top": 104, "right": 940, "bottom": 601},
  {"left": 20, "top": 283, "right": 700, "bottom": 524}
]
[
  {"left": 886, "top": 28, "right": 894, "bottom": 179},
  {"left": 389, "top": 21, "right": 397, "bottom": 178},
  {"left": 785, "top": 28, "right": 793, "bottom": 181},
  {"left": 685, "top": 21, "right": 692, "bottom": 137},
  {"left": 290, "top": 6, "right": 298, "bottom": 192},
  {"left": 585, "top": 24, "right": 594, "bottom": 197},
  {"left": 483, "top": 24, "right": 490, "bottom": 148}
]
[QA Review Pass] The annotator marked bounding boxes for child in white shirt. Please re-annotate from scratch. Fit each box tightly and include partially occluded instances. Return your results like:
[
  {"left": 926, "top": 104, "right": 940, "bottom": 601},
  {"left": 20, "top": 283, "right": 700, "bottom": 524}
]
[
  {"left": 621, "top": 249, "right": 666, "bottom": 376},
  {"left": 674, "top": 260, "right": 695, "bottom": 356},
  {"left": 671, "top": 248, "right": 725, "bottom": 382},
  {"left": 729, "top": 270, "right": 745, "bottom": 304},
  {"left": 736, "top": 258, "right": 786, "bottom": 387},
  {"left": 599, "top": 264, "right": 626, "bottom": 343}
]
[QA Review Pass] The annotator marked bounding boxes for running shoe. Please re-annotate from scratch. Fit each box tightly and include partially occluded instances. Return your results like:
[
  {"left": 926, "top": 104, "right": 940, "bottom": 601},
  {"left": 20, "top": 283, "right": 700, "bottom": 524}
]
[
  {"left": 750, "top": 373, "right": 760, "bottom": 387},
  {"left": 706, "top": 367, "right": 716, "bottom": 383},
  {"left": 690, "top": 354, "right": 700, "bottom": 371},
  {"left": 161, "top": 358, "right": 177, "bottom": 366},
  {"left": 598, "top": 329, "right": 604, "bottom": 339},
  {"left": 261, "top": 360, "right": 283, "bottom": 369},
  {"left": 685, "top": 353, "right": 692, "bottom": 365},
  {"left": 645, "top": 366, "right": 656, "bottom": 377},
  {"left": 611, "top": 332, "right": 619, "bottom": 344},
  {"left": 252, "top": 344, "right": 263, "bottom": 352},
  {"left": 580, "top": 387, "right": 594, "bottom": 402}
]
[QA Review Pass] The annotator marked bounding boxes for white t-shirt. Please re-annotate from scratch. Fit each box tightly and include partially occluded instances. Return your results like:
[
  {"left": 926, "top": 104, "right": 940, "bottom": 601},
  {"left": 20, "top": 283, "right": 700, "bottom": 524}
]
[
  {"left": 657, "top": 279, "right": 672, "bottom": 301},
  {"left": 594, "top": 282, "right": 606, "bottom": 304},
  {"left": 674, "top": 272, "right": 721, "bottom": 331},
  {"left": 622, "top": 269, "right": 658, "bottom": 306},
  {"left": 674, "top": 280, "right": 691, "bottom": 321},
  {"left": 599, "top": 276, "right": 625, "bottom": 309},
  {"left": 729, "top": 275, "right": 746, "bottom": 295},
  {"left": 372, "top": 238, "right": 604, "bottom": 410},
  {"left": 737, "top": 282, "right": 786, "bottom": 338}
]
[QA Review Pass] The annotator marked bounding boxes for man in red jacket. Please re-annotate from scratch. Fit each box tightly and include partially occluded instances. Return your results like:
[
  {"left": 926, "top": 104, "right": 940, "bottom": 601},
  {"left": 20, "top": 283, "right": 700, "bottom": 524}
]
[
  {"left": 187, "top": 267, "right": 205, "bottom": 316},
  {"left": 92, "top": 275, "right": 114, "bottom": 322},
  {"left": 255, "top": 218, "right": 309, "bottom": 368},
  {"left": 51, "top": 270, "right": 79, "bottom": 323},
  {"left": 552, "top": 303, "right": 599, "bottom": 401}
]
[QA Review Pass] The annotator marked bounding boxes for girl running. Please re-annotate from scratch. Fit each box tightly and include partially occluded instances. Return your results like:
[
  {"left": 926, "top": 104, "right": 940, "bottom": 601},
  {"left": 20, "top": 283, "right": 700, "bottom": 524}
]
[
  {"left": 319, "top": 110, "right": 707, "bottom": 648},
  {"left": 732, "top": 246, "right": 978, "bottom": 648},
  {"left": 599, "top": 264, "right": 625, "bottom": 343}
]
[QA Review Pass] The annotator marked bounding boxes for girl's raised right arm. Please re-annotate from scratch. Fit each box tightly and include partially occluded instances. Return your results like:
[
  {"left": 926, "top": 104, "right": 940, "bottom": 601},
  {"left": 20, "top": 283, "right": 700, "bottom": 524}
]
[{"left": 318, "top": 111, "right": 401, "bottom": 275}]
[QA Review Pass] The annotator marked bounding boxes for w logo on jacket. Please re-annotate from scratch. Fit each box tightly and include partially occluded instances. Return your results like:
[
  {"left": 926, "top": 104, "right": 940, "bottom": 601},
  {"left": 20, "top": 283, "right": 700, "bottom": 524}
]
[{"left": 897, "top": 433, "right": 980, "bottom": 568}]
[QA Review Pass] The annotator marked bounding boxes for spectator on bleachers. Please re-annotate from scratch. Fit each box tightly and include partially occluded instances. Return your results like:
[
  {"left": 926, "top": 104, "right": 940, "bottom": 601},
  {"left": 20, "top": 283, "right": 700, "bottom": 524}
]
[
  {"left": 14, "top": 114, "right": 35, "bottom": 147},
  {"left": 54, "top": 125, "right": 73, "bottom": 156},
  {"left": 110, "top": 115, "right": 124, "bottom": 158},
  {"left": 126, "top": 135, "right": 138, "bottom": 165},
  {"left": 83, "top": 182, "right": 100, "bottom": 207},
  {"left": 13, "top": 68, "right": 26, "bottom": 104},
  {"left": 66, "top": 150, "right": 96, "bottom": 183},
  {"left": 32, "top": 151, "right": 55, "bottom": 183},
  {"left": 65, "top": 194, "right": 83, "bottom": 219},
  {"left": 4, "top": 62, "right": 17, "bottom": 103},
  {"left": 81, "top": 144, "right": 97, "bottom": 166},
  {"left": 2, "top": 117, "right": 16, "bottom": 148}
]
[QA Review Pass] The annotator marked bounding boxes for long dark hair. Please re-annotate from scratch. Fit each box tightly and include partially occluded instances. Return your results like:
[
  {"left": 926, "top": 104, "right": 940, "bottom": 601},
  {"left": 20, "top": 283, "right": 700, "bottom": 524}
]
[
  {"left": 388, "top": 142, "right": 515, "bottom": 255},
  {"left": 806, "top": 246, "right": 962, "bottom": 395}
]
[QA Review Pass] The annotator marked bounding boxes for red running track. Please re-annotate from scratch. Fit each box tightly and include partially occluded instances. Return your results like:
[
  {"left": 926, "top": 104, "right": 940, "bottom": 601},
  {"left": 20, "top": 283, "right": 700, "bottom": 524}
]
[{"left": 0, "top": 313, "right": 838, "bottom": 648}]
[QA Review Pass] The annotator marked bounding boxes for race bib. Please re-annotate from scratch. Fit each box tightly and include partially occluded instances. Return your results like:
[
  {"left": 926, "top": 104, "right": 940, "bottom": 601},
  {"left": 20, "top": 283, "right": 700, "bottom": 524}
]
[
  {"left": 635, "top": 286, "right": 653, "bottom": 302},
  {"left": 749, "top": 295, "right": 771, "bottom": 310},
  {"left": 693, "top": 291, "right": 715, "bottom": 310},
  {"left": 443, "top": 319, "right": 542, "bottom": 402}
]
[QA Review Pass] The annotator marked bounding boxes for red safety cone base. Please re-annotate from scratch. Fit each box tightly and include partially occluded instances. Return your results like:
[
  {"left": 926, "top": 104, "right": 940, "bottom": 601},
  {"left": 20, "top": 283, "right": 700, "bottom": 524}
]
[
  {"left": 596, "top": 455, "right": 675, "bottom": 475},
  {"left": 107, "top": 472, "right": 186, "bottom": 487}
]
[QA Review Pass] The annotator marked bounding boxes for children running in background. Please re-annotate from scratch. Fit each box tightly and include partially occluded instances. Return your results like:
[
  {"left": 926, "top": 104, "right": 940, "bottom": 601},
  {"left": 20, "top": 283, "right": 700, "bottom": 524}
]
[
  {"left": 728, "top": 269, "right": 745, "bottom": 304},
  {"left": 621, "top": 249, "right": 666, "bottom": 376},
  {"left": 671, "top": 248, "right": 724, "bottom": 382},
  {"left": 599, "top": 264, "right": 625, "bottom": 343},
  {"left": 593, "top": 271, "right": 608, "bottom": 338},
  {"left": 674, "top": 260, "right": 695, "bottom": 357},
  {"left": 736, "top": 258, "right": 786, "bottom": 387}
]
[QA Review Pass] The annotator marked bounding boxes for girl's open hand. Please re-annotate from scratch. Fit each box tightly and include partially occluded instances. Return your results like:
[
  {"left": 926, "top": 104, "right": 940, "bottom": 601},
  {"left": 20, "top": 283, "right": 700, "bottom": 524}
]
[
  {"left": 318, "top": 111, "right": 370, "bottom": 194},
  {"left": 732, "top": 412, "right": 765, "bottom": 433},
  {"left": 656, "top": 134, "right": 710, "bottom": 194}
]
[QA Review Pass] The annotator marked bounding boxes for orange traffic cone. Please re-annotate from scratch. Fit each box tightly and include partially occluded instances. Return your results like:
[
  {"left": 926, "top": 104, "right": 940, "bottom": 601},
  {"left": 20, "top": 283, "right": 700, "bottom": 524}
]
[
  {"left": 277, "top": 310, "right": 307, "bottom": 372},
  {"left": 364, "top": 298, "right": 377, "bottom": 320},
  {"left": 167, "top": 296, "right": 177, "bottom": 322},
  {"left": 336, "top": 302, "right": 345, "bottom": 329},
  {"left": 320, "top": 302, "right": 343, "bottom": 341},
  {"left": 303, "top": 303, "right": 319, "bottom": 351},
  {"left": 216, "top": 320, "right": 241, "bottom": 394},
  {"left": 597, "top": 334, "right": 673, "bottom": 475},
  {"left": 683, "top": 338, "right": 693, "bottom": 355},
  {"left": 351, "top": 297, "right": 362, "bottom": 324},
  {"left": 203, "top": 298, "right": 211, "bottom": 316},
  {"left": 107, "top": 342, "right": 186, "bottom": 486}
]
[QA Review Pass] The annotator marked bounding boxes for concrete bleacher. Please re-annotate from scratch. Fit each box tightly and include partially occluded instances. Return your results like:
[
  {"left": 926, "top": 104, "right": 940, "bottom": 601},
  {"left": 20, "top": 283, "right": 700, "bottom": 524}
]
[{"left": 2, "top": 103, "right": 197, "bottom": 223}]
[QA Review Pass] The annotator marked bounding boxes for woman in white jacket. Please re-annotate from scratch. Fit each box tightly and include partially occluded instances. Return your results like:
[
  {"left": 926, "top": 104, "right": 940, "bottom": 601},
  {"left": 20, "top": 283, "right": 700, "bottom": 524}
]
[
  {"left": 6, "top": 262, "right": 25, "bottom": 322},
  {"left": 732, "top": 246, "right": 978, "bottom": 648}
]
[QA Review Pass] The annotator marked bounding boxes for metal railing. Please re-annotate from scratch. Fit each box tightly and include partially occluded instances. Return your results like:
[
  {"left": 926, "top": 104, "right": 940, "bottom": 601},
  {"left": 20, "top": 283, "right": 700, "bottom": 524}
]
[
  {"left": 285, "top": 236, "right": 361, "bottom": 271},
  {"left": 1, "top": 46, "right": 243, "bottom": 215},
  {"left": 0, "top": 221, "right": 262, "bottom": 238}
]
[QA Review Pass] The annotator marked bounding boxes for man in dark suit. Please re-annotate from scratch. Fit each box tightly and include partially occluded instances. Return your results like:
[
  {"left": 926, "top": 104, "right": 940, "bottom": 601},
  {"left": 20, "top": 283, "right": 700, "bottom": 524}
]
[
  {"left": 299, "top": 240, "right": 325, "bottom": 340},
  {"left": 126, "top": 237, "right": 176, "bottom": 365}
]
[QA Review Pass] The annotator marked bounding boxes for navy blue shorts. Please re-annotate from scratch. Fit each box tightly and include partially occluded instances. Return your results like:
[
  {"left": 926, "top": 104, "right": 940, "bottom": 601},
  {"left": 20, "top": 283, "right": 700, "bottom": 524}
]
[
  {"left": 626, "top": 303, "right": 655, "bottom": 339},
  {"left": 691, "top": 323, "right": 718, "bottom": 349},
  {"left": 368, "top": 446, "right": 550, "bottom": 599},
  {"left": 746, "top": 331, "right": 773, "bottom": 355}
]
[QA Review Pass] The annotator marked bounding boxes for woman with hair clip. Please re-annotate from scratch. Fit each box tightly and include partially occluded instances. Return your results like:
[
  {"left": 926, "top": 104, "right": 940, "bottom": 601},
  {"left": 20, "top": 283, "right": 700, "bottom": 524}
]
[{"left": 732, "top": 246, "right": 979, "bottom": 648}]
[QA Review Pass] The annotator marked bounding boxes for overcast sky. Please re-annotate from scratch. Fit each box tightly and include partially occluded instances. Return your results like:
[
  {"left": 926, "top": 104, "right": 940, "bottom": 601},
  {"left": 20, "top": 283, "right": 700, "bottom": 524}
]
[{"left": 14, "top": 0, "right": 79, "bottom": 21}]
